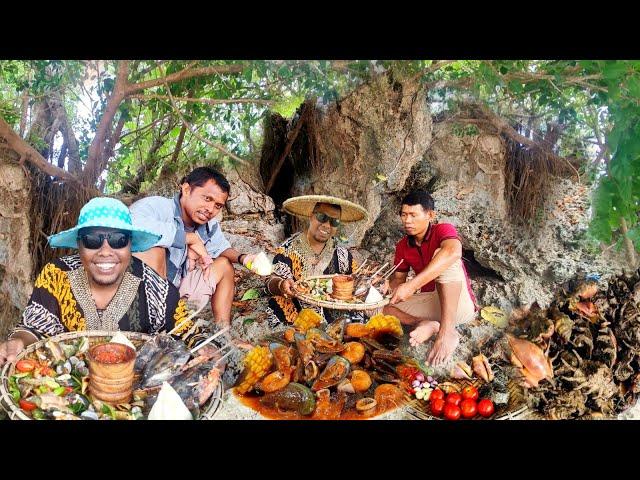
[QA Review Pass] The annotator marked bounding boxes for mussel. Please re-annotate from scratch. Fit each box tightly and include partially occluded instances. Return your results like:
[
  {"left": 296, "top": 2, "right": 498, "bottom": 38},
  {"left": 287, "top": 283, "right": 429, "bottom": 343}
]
[
  {"left": 260, "top": 382, "right": 316, "bottom": 415},
  {"left": 306, "top": 328, "right": 345, "bottom": 354},
  {"left": 311, "top": 356, "right": 351, "bottom": 391},
  {"left": 326, "top": 318, "right": 346, "bottom": 342}
]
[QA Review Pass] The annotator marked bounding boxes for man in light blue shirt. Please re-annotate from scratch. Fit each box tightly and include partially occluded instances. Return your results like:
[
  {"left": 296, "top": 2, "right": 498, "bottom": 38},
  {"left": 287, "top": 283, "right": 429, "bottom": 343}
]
[{"left": 129, "top": 167, "right": 256, "bottom": 328}]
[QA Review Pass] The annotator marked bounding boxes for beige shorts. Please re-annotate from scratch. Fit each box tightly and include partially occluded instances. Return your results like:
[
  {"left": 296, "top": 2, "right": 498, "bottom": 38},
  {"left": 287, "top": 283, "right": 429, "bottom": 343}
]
[
  {"left": 178, "top": 267, "right": 217, "bottom": 311},
  {"left": 393, "top": 250, "right": 475, "bottom": 324}
]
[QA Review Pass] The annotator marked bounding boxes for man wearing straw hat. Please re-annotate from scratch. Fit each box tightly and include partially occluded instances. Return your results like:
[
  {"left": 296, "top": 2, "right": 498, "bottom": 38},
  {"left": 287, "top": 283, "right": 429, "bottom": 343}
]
[
  {"left": 0, "top": 197, "right": 209, "bottom": 367},
  {"left": 264, "top": 195, "right": 367, "bottom": 327},
  {"left": 384, "top": 190, "right": 478, "bottom": 366}
]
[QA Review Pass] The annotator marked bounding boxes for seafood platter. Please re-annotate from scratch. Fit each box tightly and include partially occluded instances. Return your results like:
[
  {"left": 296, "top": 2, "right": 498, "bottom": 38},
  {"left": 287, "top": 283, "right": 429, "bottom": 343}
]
[
  {"left": 293, "top": 261, "right": 403, "bottom": 311},
  {"left": 0, "top": 330, "right": 224, "bottom": 420},
  {"left": 232, "top": 310, "right": 424, "bottom": 419}
]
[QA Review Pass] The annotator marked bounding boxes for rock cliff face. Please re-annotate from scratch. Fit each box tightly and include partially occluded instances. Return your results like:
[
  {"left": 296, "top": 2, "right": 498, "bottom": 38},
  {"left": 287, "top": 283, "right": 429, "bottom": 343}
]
[{"left": 0, "top": 146, "right": 34, "bottom": 337}]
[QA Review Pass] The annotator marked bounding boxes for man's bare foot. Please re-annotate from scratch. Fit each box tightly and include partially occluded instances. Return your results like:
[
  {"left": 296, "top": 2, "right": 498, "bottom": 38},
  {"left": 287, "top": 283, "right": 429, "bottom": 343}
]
[
  {"left": 409, "top": 320, "right": 440, "bottom": 347},
  {"left": 426, "top": 328, "right": 460, "bottom": 366}
]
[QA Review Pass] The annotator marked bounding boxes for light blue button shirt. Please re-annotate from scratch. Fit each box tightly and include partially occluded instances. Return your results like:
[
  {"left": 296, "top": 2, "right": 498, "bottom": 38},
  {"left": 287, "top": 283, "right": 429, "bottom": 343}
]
[{"left": 129, "top": 194, "right": 231, "bottom": 287}]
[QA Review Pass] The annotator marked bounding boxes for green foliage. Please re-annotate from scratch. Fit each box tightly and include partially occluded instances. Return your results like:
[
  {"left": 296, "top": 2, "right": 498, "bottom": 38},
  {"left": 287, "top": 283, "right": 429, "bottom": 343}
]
[
  {"left": 452, "top": 123, "right": 479, "bottom": 137},
  {"left": 2, "top": 59, "right": 639, "bottom": 258}
]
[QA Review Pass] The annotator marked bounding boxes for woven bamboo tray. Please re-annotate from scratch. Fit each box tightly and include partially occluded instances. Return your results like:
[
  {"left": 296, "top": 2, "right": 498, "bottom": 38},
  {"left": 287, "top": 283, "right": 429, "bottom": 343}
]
[
  {"left": 403, "top": 377, "right": 530, "bottom": 420},
  {"left": 294, "top": 275, "right": 390, "bottom": 313},
  {"left": 0, "top": 330, "right": 223, "bottom": 420}
]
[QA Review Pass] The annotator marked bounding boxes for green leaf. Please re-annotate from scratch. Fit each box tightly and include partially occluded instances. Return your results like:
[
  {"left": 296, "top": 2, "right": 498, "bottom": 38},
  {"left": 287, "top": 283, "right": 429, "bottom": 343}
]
[
  {"left": 603, "top": 61, "right": 628, "bottom": 81},
  {"left": 626, "top": 75, "right": 640, "bottom": 98},
  {"left": 241, "top": 288, "right": 261, "bottom": 301},
  {"left": 242, "top": 318, "right": 256, "bottom": 327}
]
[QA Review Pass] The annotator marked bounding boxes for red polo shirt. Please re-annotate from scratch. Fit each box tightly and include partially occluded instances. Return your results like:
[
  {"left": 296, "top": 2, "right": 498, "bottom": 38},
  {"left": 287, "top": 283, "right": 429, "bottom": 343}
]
[{"left": 393, "top": 223, "right": 477, "bottom": 309}]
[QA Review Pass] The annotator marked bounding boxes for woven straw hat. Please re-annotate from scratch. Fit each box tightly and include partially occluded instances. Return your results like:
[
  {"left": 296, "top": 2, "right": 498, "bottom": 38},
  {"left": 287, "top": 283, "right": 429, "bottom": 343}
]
[{"left": 282, "top": 195, "right": 368, "bottom": 223}]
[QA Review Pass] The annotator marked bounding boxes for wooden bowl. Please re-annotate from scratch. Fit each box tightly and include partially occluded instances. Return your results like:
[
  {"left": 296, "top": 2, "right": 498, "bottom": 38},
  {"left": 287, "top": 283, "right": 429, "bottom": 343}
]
[
  {"left": 87, "top": 343, "right": 136, "bottom": 403},
  {"left": 331, "top": 275, "right": 354, "bottom": 300}
]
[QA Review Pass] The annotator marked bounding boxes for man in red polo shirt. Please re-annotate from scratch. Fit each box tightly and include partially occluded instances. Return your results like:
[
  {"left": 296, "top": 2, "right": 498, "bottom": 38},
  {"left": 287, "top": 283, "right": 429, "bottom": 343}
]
[{"left": 384, "top": 190, "right": 477, "bottom": 366}]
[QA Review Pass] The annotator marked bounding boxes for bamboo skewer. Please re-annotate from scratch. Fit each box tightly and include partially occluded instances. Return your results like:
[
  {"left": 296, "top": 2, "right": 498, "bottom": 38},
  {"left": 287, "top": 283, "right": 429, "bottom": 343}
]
[
  {"left": 166, "top": 302, "right": 209, "bottom": 336},
  {"left": 353, "top": 258, "right": 369, "bottom": 275},
  {"left": 213, "top": 348, "right": 235, "bottom": 366},
  {"left": 379, "top": 259, "right": 404, "bottom": 281},
  {"left": 189, "top": 326, "right": 231, "bottom": 354},
  {"left": 370, "top": 262, "right": 389, "bottom": 279}
]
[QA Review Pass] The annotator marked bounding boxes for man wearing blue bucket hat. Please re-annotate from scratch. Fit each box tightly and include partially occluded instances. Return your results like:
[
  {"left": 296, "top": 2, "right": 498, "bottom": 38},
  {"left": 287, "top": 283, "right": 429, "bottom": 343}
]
[{"left": 0, "top": 197, "right": 209, "bottom": 367}]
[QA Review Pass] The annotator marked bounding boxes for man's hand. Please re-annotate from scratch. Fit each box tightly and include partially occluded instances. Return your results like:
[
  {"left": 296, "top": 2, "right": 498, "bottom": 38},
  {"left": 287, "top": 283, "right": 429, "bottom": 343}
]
[
  {"left": 0, "top": 338, "right": 26, "bottom": 368},
  {"left": 195, "top": 254, "right": 214, "bottom": 282},
  {"left": 241, "top": 253, "right": 257, "bottom": 268},
  {"left": 390, "top": 282, "right": 416, "bottom": 304},
  {"left": 187, "top": 248, "right": 200, "bottom": 271},
  {"left": 280, "top": 278, "right": 296, "bottom": 298},
  {"left": 186, "top": 232, "right": 209, "bottom": 258}
]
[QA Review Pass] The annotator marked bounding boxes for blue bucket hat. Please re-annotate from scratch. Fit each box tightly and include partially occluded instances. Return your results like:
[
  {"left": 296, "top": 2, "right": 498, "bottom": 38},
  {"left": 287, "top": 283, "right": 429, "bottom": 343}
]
[{"left": 48, "top": 197, "right": 161, "bottom": 253}]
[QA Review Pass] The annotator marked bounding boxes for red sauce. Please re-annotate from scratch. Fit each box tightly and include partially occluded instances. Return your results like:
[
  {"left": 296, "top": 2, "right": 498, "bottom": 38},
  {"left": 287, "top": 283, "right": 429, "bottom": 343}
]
[
  {"left": 235, "top": 391, "right": 399, "bottom": 420},
  {"left": 90, "top": 344, "right": 134, "bottom": 364}
]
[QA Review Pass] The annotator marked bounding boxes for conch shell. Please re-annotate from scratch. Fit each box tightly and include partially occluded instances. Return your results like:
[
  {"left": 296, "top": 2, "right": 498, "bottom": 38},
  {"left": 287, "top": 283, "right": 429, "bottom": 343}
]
[
  {"left": 450, "top": 361, "right": 473, "bottom": 380},
  {"left": 507, "top": 334, "right": 553, "bottom": 388},
  {"left": 472, "top": 354, "right": 494, "bottom": 382}
]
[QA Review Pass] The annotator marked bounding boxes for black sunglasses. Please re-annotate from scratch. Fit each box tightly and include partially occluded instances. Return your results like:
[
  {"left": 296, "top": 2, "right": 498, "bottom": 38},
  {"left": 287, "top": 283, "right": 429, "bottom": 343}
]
[
  {"left": 313, "top": 212, "right": 340, "bottom": 227},
  {"left": 78, "top": 232, "right": 131, "bottom": 250}
]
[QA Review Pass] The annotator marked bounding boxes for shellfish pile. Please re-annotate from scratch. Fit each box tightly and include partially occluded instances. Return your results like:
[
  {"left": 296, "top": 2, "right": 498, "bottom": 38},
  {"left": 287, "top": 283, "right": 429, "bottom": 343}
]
[
  {"left": 234, "top": 311, "right": 414, "bottom": 419},
  {"left": 510, "top": 271, "right": 640, "bottom": 419}
]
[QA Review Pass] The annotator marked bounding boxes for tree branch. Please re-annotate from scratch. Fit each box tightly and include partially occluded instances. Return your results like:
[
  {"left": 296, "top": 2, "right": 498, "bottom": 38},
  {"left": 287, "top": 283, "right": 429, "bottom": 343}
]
[
  {"left": 128, "top": 94, "right": 273, "bottom": 106},
  {"left": 0, "top": 116, "right": 82, "bottom": 186},
  {"left": 82, "top": 60, "right": 130, "bottom": 185},
  {"left": 124, "top": 63, "right": 244, "bottom": 95},
  {"left": 620, "top": 217, "right": 638, "bottom": 268},
  {"left": 19, "top": 89, "right": 29, "bottom": 138},
  {"left": 161, "top": 79, "right": 247, "bottom": 165}
]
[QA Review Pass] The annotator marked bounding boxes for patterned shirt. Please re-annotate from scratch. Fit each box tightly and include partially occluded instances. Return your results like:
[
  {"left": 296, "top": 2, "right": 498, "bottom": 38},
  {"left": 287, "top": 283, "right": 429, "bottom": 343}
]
[
  {"left": 129, "top": 194, "right": 232, "bottom": 288},
  {"left": 265, "top": 232, "right": 359, "bottom": 327},
  {"left": 13, "top": 255, "right": 207, "bottom": 348}
]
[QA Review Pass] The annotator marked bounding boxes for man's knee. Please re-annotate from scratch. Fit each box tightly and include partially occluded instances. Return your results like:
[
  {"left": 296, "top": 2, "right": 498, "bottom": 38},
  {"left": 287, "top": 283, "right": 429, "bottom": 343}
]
[{"left": 213, "top": 256, "right": 234, "bottom": 278}]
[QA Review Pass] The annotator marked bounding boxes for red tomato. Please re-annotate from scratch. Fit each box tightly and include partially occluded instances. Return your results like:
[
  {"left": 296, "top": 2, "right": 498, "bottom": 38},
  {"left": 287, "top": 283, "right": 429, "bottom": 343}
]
[
  {"left": 15, "top": 359, "right": 37, "bottom": 373},
  {"left": 38, "top": 366, "right": 56, "bottom": 377},
  {"left": 19, "top": 399, "right": 38, "bottom": 412},
  {"left": 443, "top": 403, "right": 461, "bottom": 420},
  {"left": 430, "top": 389, "right": 445, "bottom": 402},
  {"left": 445, "top": 392, "right": 462, "bottom": 406},
  {"left": 461, "top": 385, "right": 479, "bottom": 402},
  {"left": 477, "top": 399, "right": 495, "bottom": 418},
  {"left": 430, "top": 398, "right": 446, "bottom": 417},
  {"left": 460, "top": 399, "right": 478, "bottom": 418}
]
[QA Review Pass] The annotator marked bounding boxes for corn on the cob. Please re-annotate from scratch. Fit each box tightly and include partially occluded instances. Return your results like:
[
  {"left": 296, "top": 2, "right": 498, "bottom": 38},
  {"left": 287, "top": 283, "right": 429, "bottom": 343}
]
[
  {"left": 235, "top": 345, "right": 273, "bottom": 394},
  {"left": 366, "top": 314, "right": 403, "bottom": 337},
  {"left": 294, "top": 308, "right": 323, "bottom": 333}
]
